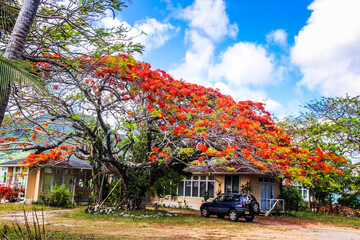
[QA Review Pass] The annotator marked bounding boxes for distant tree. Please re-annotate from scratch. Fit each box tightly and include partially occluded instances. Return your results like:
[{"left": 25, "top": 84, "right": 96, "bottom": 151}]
[{"left": 280, "top": 95, "right": 360, "bottom": 208}]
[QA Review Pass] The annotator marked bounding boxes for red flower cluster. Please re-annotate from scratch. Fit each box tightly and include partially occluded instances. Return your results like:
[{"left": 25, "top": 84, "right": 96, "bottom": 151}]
[
  {"left": 65, "top": 54, "right": 348, "bottom": 182},
  {"left": 19, "top": 145, "right": 75, "bottom": 168},
  {"left": 0, "top": 186, "right": 25, "bottom": 202}
]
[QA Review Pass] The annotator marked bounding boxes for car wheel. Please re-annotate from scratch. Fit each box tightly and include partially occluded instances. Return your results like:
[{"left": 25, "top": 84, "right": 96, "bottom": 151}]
[
  {"left": 245, "top": 215, "right": 255, "bottom": 222},
  {"left": 201, "top": 207, "right": 210, "bottom": 217},
  {"left": 250, "top": 202, "right": 260, "bottom": 215},
  {"left": 228, "top": 209, "right": 239, "bottom": 222},
  {"left": 217, "top": 214, "right": 225, "bottom": 219}
]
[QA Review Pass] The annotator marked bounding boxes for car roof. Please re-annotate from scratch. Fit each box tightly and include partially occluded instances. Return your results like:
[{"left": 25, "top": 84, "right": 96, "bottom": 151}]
[{"left": 219, "top": 193, "right": 244, "bottom": 196}]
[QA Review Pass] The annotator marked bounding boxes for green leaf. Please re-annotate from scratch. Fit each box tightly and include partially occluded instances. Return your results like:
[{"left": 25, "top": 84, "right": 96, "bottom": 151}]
[{"left": 0, "top": 56, "right": 47, "bottom": 99}]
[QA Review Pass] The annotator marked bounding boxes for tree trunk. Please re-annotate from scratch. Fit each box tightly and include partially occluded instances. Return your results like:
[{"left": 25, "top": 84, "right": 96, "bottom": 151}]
[
  {"left": 0, "top": 86, "right": 11, "bottom": 128},
  {"left": 0, "top": 0, "right": 40, "bottom": 127},
  {"left": 4, "top": 0, "right": 40, "bottom": 59}
]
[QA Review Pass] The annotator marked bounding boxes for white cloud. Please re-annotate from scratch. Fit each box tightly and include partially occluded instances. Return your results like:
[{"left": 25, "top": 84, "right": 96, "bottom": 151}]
[
  {"left": 168, "top": 0, "right": 285, "bottom": 115},
  {"left": 169, "top": 36, "right": 283, "bottom": 114},
  {"left": 133, "top": 18, "right": 178, "bottom": 52},
  {"left": 179, "top": 0, "right": 238, "bottom": 41},
  {"left": 209, "top": 42, "right": 274, "bottom": 86},
  {"left": 291, "top": 0, "right": 360, "bottom": 96},
  {"left": 100, "top": 12, "right": 178, "bottom": 57},
  {"left": 170, "top": 30, "right": 214, "bottom": 86},
  {"left": 213, "top": 82, "right": 283, "bottom": 114},
  {"left": 266, "top": 29, "right": 288, "bottom": 46}
]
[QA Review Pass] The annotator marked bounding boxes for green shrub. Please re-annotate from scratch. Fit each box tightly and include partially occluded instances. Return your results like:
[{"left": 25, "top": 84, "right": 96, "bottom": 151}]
[
  {"left": 337, "top": 193, "right": 360, "bottom": 209},
  {"left": 37, "top": 184, "right": 72, "bottom": 207},
  {"left": 281, "top": 186, "right": 304, "bottom": 212},
  {"left": 240, "top": 181, "right": 252, "bottom": 194}
]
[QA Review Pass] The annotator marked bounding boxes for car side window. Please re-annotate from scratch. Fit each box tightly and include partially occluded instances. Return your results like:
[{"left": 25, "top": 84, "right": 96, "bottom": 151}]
[
  {"left": 226, "top": 196, "right": 234, "bottom": 202},
  {"left": 215, "top": 196, "right": 224, "bottom": 202}
]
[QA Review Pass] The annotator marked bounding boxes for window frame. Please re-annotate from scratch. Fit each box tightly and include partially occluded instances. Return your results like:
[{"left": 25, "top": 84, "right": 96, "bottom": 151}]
[
  {"left": 41, "top": 168, "right": 74, "bottom": 193},
  {"left": 224, "top": 175, "right": 240, "bottom": 193},
  {"left": 177, "top": 175, "right": 215, "bottom": 199}
]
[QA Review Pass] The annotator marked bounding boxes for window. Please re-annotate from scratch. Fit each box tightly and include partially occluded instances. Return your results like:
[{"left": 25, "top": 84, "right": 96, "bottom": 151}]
[
  {"left": 297, "top": 186, "right": 309, "bottom": 201},
  {"left": 12, "top": 167, "right": 27, "bottom": 188},
  {"left": 225, "top": 176, "right": 240, "bottom": 193},
  {"left": 0, "top": 168, "right": 7, "bottom": 185},
  {"left": 76, "top": 170, "right": 90, "bottom": 188},
  {"left": 178, "top": 176, "right": 215, "bottom": 198},
  {"left": 258, "top": 177, "right": 275, "bottom": 183},
  {"left": 42, "top": 168, "right": 74, "bottom": 192}
]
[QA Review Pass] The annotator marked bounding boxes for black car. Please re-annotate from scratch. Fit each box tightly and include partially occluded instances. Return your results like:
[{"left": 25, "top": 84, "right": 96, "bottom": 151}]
[{"left": 200, "top": 193, "right": 260, "bottom": 222}]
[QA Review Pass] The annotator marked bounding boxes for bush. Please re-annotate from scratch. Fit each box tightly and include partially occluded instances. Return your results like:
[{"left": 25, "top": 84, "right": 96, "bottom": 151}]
[
  {"left": 337, "top": 193, "right": 360, "bottom": 209},
  {"left": 0, "top": 186, "right": 25, "bottom": 202},
  {"left": 38, "top": 184, "right": 72, "bottom": 207},
  {"left": 281, "top": 186, "right": 304, "bottom": 212}
]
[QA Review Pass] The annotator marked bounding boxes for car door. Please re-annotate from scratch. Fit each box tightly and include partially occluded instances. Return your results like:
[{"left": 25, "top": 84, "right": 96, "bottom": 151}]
[
  {"left": 208, "top": 195, "right": 223, "bottom": 214},
  {"left": 219, "top": 195, "right": 234, "bottom": 214}
]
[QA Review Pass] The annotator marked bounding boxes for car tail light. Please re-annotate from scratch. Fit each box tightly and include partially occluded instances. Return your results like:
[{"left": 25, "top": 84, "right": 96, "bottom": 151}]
[{"left": 242, "top": 202, "right": 245, "bottom": 207}]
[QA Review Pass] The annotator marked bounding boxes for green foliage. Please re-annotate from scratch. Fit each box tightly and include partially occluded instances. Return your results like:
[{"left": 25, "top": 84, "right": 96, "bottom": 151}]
[
  {"left": 38, "top": 184, "right": 72, "bottom": 207},
  {"left": 151, "top": 171, "right": 183, "bottom": 200},
  {"left": 0, "top": 0, "right": 19, "bottom": 33},
  {"left": 281, "top": 186, "right": 304, "bottom": 212},
  {"left": 337, "top": 193, "right": 360, "bottom": 209},
  {"left": 0, "top": 56, "right": 45, "bottom": 99},
  {"left": 108, "top": 168, "right": 149, "bottom": 208},
  {"left": 106, "top": 168, "right": 183, "bottom": 208},
  {"left": 279, "top": 95, "right": 360, "bottom": 205},
  {"left": 240, "top": 181, "right": 252, "bottom": 194},
  {"left": 202, "top": 191, "right": 210, "bottom": 202}
]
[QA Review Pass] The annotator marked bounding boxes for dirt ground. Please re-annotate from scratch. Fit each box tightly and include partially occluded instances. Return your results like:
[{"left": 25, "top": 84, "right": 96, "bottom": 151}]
[{"left": 1, "top": 209, "right": 360, "bottom": 239}]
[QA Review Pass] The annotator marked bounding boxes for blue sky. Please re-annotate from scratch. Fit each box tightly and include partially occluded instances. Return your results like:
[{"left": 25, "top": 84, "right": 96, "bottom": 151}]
[{"left": 100, "top": 0, "right": 360, "bottom": 118}]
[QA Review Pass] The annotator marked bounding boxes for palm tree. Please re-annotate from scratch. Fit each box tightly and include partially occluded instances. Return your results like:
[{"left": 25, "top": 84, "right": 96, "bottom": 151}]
[
  {"left": 0, "top": 57, "right": 45, "bottom": 123},
  {"left": 0, "top": 0, "right": 42, "bottom": 127}
]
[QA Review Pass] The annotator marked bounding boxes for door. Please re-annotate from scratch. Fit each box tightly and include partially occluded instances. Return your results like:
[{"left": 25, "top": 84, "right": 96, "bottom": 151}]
[
  {"left": 260, "top": 184, "right": 273, "bottom": 210},
  {"left": 209, "top": 195, "right": 223, "bottom": 214}
]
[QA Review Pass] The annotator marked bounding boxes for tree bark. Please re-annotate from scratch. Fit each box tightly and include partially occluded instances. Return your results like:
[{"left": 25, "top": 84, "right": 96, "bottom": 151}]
[
  {"left": 4, "top": 0, "right": 40, "bottom": 59},
  {"left": 0, "top": 0, "right": 40, "bottom": 127}
]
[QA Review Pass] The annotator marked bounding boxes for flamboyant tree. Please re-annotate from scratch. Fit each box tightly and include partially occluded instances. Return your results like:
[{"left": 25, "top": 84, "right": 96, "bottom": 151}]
[{"left": 0, "top": 54, "right": 346, "bottom": 208}]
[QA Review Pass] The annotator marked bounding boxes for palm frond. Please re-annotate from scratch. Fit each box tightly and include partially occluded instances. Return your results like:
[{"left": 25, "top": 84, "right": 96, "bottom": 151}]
[
  {"left": 0, "top": 56, "right": 47, "bottom": 99},
  {"left": 0, "top": 0, "right": 19, "bottom": 32}
]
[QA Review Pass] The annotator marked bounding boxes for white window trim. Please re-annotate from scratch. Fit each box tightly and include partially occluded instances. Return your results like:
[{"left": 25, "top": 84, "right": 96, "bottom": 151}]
[
  {"left": 11, "top": 167, "right": 27, "bottom": 189},
  {"left": 178, "top": 176, "right": 215, "bottom": 199},
  {"left": 42, "top": 168, "right": 74, "bottom": 193}
]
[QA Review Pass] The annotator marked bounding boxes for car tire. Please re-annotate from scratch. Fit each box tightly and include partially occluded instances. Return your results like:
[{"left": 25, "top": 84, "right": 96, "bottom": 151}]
[
  {"left": 245, "top": 215, "right": 255, "bottom": 222},
  {"left": 228, "top": 209, "right": 239, "bottom": 222},
  {"left": 250, "top": 202, "right": 260, "bottom": 215},
  {"left": 217, "top": 214, "right": 225, "bottom": 219},
  {"left": 201, "top": 207, "right": 210, "bottom": 218}
]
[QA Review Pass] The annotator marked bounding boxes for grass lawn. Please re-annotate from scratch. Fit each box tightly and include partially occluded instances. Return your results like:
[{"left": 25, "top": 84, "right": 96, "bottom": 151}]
[
  {"left": 1, "top": 205, "right": 360, "bottom": 239},
  {"left": 0, "top": 203, "right": 64, "bottom": 214}
]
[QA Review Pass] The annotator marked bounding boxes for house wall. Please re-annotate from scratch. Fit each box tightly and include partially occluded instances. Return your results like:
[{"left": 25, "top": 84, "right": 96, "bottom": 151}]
[
  {"left": 151, "top": 175, "right": 223, "bottom": 209},
  {"left": 149, "top": 174, "right": 282, "bottom": 210},
  {"left": 25, "top": 169, "right": 39, "bottom": 200}
]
